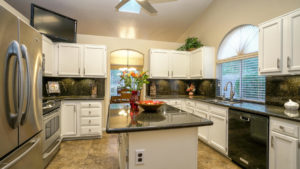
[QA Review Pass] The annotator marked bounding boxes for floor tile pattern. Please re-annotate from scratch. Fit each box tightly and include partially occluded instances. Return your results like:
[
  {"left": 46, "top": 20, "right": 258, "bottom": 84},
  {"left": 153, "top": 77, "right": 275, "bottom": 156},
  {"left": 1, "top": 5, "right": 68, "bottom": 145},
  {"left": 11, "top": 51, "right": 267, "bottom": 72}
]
[{"left": 47, "top": 133, "right": 240, "bottom": 169}]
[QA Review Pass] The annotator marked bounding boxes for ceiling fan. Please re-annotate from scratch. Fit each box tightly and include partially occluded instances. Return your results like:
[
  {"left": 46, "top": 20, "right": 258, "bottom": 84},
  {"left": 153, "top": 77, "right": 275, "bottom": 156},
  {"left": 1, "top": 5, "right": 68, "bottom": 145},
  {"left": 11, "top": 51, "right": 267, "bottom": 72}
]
[{"left": 116, "top": 0, "right": 158, "bottom": 14}]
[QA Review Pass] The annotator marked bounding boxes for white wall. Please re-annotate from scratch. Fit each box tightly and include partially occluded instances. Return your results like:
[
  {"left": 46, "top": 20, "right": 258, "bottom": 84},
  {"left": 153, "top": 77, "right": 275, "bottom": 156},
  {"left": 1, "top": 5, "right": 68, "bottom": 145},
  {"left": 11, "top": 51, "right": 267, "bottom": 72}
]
[
  {"left": 0, "top": 0, "right": 29, "bottom": 24},
  {"left": 77, "top": 34, "right": 182, "bottom": 127},
  {"left": 178, "top": 0, "right": 300, "bottom": 49}
]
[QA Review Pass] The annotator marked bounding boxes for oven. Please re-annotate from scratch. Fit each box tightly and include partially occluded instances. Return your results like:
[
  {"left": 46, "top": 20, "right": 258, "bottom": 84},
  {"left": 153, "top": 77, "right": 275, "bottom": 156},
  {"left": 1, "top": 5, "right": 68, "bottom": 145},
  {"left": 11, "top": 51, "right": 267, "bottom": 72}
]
[{"left": 42, "top": 100, "right": 61, "bottom": 168}]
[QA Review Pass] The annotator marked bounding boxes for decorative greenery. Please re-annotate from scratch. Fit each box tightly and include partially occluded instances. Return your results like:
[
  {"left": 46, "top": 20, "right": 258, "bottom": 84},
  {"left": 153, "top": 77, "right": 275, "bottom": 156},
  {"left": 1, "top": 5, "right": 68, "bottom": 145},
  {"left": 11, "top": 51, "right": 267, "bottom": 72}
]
[
  {"left": 177, "top": 37, "right": 203, "bottom": 51},
  {"left": 120, "top": 71, "right": 149, "bottom": 91}
]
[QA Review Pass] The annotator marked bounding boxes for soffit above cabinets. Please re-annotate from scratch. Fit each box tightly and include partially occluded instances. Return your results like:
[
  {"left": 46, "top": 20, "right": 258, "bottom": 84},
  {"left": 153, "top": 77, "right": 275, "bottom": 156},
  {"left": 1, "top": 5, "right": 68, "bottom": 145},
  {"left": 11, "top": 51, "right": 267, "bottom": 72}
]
[{"left": 5, "top": 0, "right": 213, "bottom": 42}]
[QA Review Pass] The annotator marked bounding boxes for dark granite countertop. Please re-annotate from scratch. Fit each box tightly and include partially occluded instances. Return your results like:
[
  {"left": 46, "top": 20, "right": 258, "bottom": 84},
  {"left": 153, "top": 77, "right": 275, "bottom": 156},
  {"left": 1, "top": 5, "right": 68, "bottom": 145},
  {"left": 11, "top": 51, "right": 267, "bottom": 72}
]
[
  {"left": 43, "top": 96, "right": 105, "bottom": 101},
  {"left": 146, "top": 95, "right": 300, "bottom": 122},
  {"left": 106, "top": 103, "right": 213, "bottom": 133}
]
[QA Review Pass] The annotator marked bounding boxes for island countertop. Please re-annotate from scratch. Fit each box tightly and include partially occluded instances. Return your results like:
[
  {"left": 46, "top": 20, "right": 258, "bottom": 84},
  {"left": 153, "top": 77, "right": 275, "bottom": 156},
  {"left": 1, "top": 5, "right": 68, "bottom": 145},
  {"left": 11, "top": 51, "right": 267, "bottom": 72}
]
[{"left": 106, "top": 103, "right": 213, "bottom": 133}]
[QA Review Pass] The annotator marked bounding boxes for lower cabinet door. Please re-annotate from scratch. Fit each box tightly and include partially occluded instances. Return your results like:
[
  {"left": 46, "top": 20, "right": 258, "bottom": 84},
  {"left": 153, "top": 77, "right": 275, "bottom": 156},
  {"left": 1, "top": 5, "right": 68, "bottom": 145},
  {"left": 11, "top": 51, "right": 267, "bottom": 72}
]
[
  {"left": 194, "top": 110, "right": 209, "bottom": 142},
  {"left": 61, "top": 104, "right": 77, "bottom": 137},
  {"left": 209, "top": 113, "right": 227, "bottom": 154},
  {"left": 269, "top": 131, "right": 299, "bottom": 169}
]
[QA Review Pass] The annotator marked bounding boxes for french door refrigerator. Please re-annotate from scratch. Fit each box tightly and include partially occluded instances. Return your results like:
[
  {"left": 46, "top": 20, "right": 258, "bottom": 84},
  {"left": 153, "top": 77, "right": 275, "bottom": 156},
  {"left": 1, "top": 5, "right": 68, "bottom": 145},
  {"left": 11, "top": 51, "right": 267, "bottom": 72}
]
[{"left": 0, "top": 5, "right": 43, "bottom": 169}]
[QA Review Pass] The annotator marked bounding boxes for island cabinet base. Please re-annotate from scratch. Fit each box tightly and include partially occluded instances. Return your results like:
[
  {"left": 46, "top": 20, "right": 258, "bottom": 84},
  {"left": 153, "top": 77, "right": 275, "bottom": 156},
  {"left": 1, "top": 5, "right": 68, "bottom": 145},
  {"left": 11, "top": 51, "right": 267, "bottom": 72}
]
[{"left": 119, "top": 127, "right": 198, "bottom": 169}]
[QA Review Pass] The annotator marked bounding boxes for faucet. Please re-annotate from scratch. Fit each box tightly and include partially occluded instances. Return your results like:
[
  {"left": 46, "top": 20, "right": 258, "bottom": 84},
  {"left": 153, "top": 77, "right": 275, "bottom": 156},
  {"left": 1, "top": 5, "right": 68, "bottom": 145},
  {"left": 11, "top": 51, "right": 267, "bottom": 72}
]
[{"left": 223, "top": 81, "right": 235, "bottom": 101}]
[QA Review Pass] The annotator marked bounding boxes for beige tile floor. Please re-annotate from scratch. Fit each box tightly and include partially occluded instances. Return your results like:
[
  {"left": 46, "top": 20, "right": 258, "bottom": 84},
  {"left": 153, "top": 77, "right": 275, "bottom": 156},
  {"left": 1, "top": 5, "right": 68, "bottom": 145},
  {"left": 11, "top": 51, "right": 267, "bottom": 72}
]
[{"left": 46, "top": 133, "right": 240, "bottom": 169}]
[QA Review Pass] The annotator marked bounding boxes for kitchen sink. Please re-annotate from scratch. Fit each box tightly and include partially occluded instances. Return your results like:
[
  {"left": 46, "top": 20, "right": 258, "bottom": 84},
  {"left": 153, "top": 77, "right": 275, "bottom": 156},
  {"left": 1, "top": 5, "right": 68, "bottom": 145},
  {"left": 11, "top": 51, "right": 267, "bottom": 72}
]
[{"left": 205, "top": 98, "right": 241, "bottom": 105}]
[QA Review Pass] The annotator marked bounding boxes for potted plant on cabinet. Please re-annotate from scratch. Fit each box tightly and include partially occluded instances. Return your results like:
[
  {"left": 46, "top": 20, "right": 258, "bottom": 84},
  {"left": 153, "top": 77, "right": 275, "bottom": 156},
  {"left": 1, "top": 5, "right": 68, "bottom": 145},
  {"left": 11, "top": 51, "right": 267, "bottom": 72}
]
[
  {"left": 120, "top": 71, "right": 149, "bottom": 110},
  {"left": 178, "top": 37, "right": 203, "bottom": 51}
]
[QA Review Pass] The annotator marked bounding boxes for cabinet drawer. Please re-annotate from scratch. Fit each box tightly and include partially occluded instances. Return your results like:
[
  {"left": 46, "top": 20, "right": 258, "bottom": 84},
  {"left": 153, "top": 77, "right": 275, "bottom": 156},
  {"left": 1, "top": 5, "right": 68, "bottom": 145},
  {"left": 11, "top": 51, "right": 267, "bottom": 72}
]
[
  {"left": 195, "top": 101, "right": 209, "bottom": 112},
  {"left": 81, "top": 102, "right": 102, "bottom": 108},
  {"left": 80, "top": 126, "right": 101, "bottom": 135},
  {"left": 81, "top": 117, "right": 101, "bottom": 126},
  {"left": 185, "top": 100, "right": 195, "bottom": 108},
  {"left": 81, "top": 108, "right": 101, "bottom": 117},
  {"left": 270, "top": 118, "right": 299, "bottom": 138},
  {"left": 209, "top": 105, "right": 228, "bottom": 117}
]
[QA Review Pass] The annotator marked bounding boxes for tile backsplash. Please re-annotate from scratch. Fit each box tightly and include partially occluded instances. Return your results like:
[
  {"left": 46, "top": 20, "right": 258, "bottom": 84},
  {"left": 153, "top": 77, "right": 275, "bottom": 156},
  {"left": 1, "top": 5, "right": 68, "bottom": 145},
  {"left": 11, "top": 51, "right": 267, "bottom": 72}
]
[
  {"left": 266, "top": 75, "right": 300, "bottom": 106},
  {"left": 43, "top": 77, "right": 105, "bottom": 98},
  {"left": 146, "top": 79, "right": 216, "bottom": 97}
]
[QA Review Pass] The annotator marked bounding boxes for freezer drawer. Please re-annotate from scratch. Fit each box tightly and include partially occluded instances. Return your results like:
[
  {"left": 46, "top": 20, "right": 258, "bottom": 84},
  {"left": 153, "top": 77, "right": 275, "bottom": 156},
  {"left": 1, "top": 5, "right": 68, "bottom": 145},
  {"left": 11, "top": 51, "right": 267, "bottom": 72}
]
[{"left": 0, "top": 133, "right": 43, "bottom": 169}]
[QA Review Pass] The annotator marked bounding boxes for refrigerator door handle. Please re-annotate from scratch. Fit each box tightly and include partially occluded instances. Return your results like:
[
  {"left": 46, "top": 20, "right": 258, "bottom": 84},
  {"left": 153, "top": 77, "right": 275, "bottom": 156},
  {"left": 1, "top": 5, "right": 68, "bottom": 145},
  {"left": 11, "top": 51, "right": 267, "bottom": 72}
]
[
  {"left": 20, "top": 44, "right": 31, "bottom": 125},
  {"left": 1, "top": 137, "right": 41, "bottom": 169},
  {"left": 4, "top": 40, "right": 24, "bottom": 129}
]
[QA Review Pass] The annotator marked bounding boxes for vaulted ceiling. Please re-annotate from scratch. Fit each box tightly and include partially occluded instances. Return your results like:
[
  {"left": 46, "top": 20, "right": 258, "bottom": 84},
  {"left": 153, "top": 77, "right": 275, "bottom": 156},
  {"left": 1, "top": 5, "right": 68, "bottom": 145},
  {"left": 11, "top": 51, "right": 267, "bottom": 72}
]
[{"left": 5, "top": 0, "right": 212, "bottom": 42}]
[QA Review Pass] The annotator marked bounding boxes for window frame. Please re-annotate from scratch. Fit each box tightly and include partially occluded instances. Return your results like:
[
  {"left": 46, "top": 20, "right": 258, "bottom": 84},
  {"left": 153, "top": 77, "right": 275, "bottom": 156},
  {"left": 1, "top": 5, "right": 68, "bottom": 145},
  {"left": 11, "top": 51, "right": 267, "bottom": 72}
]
[{"left": 217, "top": 25, "right": 265, "bottom": 103}]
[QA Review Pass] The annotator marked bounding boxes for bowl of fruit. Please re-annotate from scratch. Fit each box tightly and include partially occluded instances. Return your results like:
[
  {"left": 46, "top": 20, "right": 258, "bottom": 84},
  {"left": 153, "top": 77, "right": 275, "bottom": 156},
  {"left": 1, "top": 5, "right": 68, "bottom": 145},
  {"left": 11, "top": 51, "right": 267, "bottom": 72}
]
[{"left": 137, "top": 100, "right": 165, "bottom": 112}]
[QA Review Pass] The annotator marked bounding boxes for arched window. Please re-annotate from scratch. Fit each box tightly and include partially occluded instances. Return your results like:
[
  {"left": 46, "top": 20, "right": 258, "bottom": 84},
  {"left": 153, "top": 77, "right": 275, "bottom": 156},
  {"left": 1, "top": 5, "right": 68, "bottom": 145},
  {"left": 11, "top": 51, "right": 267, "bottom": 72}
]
[
  {"left": 110, "top": 49, "right": 144, "bottom": 96},
  {"left": 218, "top": 25, "right": 265, "bottom": 102}
]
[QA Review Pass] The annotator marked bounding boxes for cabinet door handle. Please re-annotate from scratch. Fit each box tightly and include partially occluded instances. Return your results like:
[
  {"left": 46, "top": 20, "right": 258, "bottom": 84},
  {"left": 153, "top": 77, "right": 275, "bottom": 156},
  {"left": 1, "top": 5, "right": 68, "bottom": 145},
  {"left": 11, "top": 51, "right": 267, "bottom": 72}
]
[
  {"left": 73, "top": 106, "right": 76, "bottom": 112},
  {"left": 277, "top": 58, "right": 280, "bottom": 69},
  {"left": 287, "top": 56, "right": 290, "bottom": 68},
  {"left": 271, "top": 136, "right": 274, "bottom": 148},
  {"left": 84, "top": 68, "right": 86, "bottom": 75},
  {"left": 78, "top": 68, "right": 80, "bottom": 74},
  {"left": 168, "top": 71, "right": 169, "bottom": 77},
  {"left": 172, "top": 71, "right": 173, "bottom": 77}
]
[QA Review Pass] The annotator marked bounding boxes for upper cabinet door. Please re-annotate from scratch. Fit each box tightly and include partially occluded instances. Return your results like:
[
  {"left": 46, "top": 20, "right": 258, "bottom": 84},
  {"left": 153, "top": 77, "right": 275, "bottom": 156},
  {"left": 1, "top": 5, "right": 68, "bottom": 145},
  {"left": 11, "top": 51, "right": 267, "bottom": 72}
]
[
  {"left": 83, "top": 45, "right": 107, "bottom": 77},
  {"left": 170, "top": 51, "right": 189, "bottom": 78},
  {"left": 190, "top": 49, "right": 203, "bottom": 78},
  {"left": 42, "top": 36, "right": 53, "bottom": 76},
  {"left": 259, "top": 18, "right": 283, "bottom": 74},
  {"left": 58, "top": 43, "right": 81, "bottom": 76},
  {"left": 286, "top": 10, "right": 300, "bottom": 73},
  {"left": 150, "top": 50, "right": 170, "bottom": 78}
]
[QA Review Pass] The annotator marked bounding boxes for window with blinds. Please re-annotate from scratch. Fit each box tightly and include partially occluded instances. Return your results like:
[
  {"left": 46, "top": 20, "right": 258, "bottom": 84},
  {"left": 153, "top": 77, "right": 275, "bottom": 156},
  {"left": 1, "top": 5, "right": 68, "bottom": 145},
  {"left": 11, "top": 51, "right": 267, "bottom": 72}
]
[
  {"left": 220, "top": 57, "right": 265, "bottom": 102},
  {"left": 218, "top": 25, "right": 265, "bottom": 102}
]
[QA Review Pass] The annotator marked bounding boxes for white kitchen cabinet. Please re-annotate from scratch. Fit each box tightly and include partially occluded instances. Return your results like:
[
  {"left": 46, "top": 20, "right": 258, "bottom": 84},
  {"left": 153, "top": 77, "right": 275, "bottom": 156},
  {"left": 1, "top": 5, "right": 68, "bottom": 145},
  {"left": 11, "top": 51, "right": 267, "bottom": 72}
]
[
  {"left": 190, "top": 47, "right": 215, "bottom": 79},
  {"left": 269, "top": 131, "right": 299, "bottom": 169},
  {"left": 149, "top": 49, "right": 170, "bottom": 78},
  {"left": 259, "top": 18, "right": 283, "bottom": 74},
  {"left": 149, "top": 47, "right": 214, "bottom": 79},
  {"left": 286, "top": 10, "right": 300, "bottom": 73},
  {"left": 184, "top": 99, "right": 228, "bottom": 155},
  {"left": 61, "top": 103, "right": 77, "bottom": 137},
  {"left": 269, "top": 117, "right": 300, "bottom": 169},
  {"left": 83, "top": 45, "right": 107, "bottom": 77},
  {"left": 58, "top": 43, "right": 81, "bottom": 76},
  {"left": 194, "top": 109, "right": 209, "bottom": 142},
  {"left": 259, "top": 8, "right": 300, "bottom": 75},
  {"left": 61, "top": 100, "right": 103, "bottom": 139},
  {"left": 170, "top": 51, "right": 189, "bottom": 78},
  {"left": 209, "top": 112, "right": 227, "bottom": 153},
  {"left": 42, "top": 36, "right": 54, "bottom": 76}
]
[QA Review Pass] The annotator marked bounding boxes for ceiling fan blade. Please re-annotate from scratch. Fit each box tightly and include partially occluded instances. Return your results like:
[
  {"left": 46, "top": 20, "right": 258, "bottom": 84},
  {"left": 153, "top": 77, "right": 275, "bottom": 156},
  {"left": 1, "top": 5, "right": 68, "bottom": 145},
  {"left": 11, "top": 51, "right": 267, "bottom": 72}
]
[
  {"left": 115, "top": 0, "right": 130, "bottom": 10},
  {"left": 136, "top": 0, "right": 157, "bottom": 14}
]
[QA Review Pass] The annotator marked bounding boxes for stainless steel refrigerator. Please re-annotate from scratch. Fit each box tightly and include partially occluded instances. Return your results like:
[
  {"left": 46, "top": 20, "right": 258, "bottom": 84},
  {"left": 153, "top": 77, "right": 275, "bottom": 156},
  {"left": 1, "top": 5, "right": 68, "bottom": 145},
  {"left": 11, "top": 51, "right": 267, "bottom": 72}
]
[{"left": 0, "top": 5, "right": 43, "bottom": 169}]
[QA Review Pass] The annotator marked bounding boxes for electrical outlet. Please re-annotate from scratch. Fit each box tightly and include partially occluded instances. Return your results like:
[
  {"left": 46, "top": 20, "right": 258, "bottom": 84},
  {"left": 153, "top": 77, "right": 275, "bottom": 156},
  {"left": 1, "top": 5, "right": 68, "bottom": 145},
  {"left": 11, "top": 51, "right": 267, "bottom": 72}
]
[{"left": 135, "top": 149, "right": 144, "bottom": 165}]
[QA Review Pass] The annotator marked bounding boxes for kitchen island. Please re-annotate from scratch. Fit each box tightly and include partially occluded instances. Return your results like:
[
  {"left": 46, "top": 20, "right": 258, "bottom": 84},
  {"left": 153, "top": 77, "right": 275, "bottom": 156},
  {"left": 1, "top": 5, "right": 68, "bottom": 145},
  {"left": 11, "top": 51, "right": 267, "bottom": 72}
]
[{"left": 106, "top": 103, "right": 213, "bottom": 169}]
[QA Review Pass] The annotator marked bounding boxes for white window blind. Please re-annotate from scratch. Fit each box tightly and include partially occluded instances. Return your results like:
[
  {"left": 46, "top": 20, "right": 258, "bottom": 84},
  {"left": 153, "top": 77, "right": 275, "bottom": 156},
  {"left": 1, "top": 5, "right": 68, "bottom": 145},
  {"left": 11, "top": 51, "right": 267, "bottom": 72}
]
[
  {"left": 241, "top": 57, "right": 265, "bottom": 102},
  {"left": 220, "top": 57, "right": 265, "bottom": 102}
]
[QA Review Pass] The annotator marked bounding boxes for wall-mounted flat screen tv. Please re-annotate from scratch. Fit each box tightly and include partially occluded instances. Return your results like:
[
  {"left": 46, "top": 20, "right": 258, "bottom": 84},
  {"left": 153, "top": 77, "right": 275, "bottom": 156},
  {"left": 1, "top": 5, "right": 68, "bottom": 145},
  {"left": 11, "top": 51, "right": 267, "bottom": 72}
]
[{"left": 30, "top": 4, "right": 77, "bottom": 43}]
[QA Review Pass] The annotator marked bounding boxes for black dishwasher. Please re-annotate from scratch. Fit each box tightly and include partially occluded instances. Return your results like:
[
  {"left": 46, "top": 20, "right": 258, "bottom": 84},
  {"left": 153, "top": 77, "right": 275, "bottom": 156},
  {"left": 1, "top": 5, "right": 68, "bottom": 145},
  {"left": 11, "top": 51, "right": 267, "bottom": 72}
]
[{"left": 229, "top": 109, "right": 269, "bottom": 169}]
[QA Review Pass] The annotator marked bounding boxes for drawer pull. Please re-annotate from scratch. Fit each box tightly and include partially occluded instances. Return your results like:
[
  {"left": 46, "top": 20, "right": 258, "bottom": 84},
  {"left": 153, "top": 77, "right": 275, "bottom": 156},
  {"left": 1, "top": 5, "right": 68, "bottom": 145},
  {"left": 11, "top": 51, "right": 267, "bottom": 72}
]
[
  {"left": 89, "top": 129, "right": 91, "bottom": 132},
  {"left": 271, "top": 136, "right": 274, "bottom": 148},
  {"left": 279, "top": 126, "right": 285, "bottom": 130},
  {"left": 89, "top": 104, "right": 91, "bottom": 107},
  {"left": 89, "top": 111, "right": 91, "bottom": 115},
  {"left": 89, "top": 120, "right": 91, "bottom": 123}
]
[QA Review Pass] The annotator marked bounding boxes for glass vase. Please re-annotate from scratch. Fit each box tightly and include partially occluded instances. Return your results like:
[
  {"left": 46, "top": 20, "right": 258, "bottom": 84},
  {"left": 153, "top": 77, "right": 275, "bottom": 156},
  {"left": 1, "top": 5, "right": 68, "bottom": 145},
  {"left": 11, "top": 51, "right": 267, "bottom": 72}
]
[{"left": 130, "top": 90, "right": 140, "bottom": 111}]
